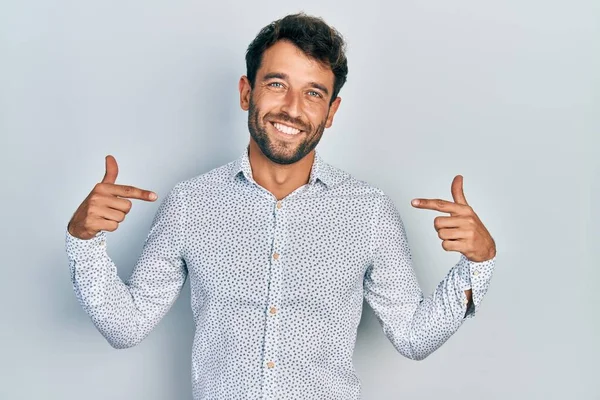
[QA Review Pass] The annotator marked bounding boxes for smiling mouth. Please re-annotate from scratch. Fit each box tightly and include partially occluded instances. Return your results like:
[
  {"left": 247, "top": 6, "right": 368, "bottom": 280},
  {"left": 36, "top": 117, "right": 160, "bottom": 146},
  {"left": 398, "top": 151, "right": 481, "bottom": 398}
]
[{"left": 270, "top": 121, "right": 302, "bottom": 136}]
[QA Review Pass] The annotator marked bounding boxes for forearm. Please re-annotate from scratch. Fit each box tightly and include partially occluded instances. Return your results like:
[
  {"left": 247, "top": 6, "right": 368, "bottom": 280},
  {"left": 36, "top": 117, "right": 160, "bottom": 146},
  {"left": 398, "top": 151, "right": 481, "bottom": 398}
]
[
  {"left": 69, "top": 251, "right": 152, "bottom": 349},
  {"left": 367, "top": 255, "right": 495, "bottom": 361},
  {"left": 405, "top": 267, "right": 474, "bottom": 359},
  {"left": 67, "top": 231, "right": 162, "bottom": 349}
]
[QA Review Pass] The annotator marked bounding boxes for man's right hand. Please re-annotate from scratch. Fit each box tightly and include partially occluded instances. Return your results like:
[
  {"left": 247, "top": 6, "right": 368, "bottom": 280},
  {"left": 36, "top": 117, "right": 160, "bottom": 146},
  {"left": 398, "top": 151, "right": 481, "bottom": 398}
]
[{"left": 67, "top": 155, "right": 158, "bottom": 240}]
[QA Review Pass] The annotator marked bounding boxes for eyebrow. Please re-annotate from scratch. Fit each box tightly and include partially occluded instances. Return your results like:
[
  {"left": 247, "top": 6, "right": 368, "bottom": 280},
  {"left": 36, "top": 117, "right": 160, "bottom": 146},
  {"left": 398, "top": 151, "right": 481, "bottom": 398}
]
[{"left": 262, "top": 72, "right": 330, "bottom": 96}]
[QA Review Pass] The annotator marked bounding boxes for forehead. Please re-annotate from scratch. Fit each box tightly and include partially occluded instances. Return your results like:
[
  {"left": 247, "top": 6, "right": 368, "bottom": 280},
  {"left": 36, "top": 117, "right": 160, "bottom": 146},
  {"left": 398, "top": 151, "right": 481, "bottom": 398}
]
[{"left": 258, "top": 40, "right": 334, "bottom": 89}]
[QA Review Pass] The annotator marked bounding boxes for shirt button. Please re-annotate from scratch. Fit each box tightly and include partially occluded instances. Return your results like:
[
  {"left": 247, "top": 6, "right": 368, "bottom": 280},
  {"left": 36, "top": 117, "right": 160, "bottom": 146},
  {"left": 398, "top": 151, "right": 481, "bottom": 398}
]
[
  {"left": 266, "top": 361, "right": 275, "bottom": 369},
  {"left": 273, "top": 253, "right": 279, "bottom": 260},
  {"left": 269, "top": 307, "right": 277, "bottom": 315},
  {"left": 276, "top": 201, "right": 282, "bottom": 209},
  {"left": 473, "top": 270, "right": 480, "bottom": 276},
  {"left": 463, "top": 298, "right": 469, "bottom": 305}
]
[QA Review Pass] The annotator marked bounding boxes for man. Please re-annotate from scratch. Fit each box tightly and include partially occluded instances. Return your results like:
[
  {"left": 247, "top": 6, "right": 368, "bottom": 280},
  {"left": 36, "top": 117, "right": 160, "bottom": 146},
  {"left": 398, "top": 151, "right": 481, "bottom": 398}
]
[{"left": 66, "top": 12, "right": 496, "bottom": 400}]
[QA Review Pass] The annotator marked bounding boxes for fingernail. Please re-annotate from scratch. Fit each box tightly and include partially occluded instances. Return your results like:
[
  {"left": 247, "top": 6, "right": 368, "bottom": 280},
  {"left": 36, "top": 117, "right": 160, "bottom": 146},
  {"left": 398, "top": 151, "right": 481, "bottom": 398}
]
[
  {"left": 412, "top": 199, "right": 420, "bottom": 206},
  {"left": 149, "top": 193, "right": 157, "bottom": 200}
]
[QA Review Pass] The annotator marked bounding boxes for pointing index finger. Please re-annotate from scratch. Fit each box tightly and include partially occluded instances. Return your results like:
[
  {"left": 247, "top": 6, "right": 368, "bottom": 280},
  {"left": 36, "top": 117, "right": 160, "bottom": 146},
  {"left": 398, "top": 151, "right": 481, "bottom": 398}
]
[
  {"left": 411, "top": 198, "right": 463, "bottom": 214},
  {"left": 110, "top": 184, "right": 158, "bottom": 201}
]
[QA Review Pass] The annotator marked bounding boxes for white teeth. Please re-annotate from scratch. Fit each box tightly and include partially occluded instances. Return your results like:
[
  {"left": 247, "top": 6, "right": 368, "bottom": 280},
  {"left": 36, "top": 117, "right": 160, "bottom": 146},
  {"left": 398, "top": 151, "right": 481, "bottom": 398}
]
[{"left": 273, "top": 122, "right": 300, "bottom": 135}]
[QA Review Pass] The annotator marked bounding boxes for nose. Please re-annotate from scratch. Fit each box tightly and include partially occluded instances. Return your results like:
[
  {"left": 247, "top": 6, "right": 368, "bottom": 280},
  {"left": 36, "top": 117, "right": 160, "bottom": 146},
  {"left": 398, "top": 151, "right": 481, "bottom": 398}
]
[{"left": 280, "top": 89, "right": 303, "bottom": 119}]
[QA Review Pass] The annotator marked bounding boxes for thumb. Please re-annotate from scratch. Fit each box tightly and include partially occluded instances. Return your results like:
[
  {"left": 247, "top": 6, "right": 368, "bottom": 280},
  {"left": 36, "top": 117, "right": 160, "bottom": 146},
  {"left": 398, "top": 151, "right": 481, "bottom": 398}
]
[
  {"left": 102, "top": 155, "right": 118, "bottom": 184},
  {"left": 451, "top": 175, "right": 469, "bottom": 205}
]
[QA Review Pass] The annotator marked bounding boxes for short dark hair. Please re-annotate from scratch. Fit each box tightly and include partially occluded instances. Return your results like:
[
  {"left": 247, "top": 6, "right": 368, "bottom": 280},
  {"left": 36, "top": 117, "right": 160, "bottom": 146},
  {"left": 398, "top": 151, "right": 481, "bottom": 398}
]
[{"left": 245, "top": 13, "right": 348, "bottom": 104}]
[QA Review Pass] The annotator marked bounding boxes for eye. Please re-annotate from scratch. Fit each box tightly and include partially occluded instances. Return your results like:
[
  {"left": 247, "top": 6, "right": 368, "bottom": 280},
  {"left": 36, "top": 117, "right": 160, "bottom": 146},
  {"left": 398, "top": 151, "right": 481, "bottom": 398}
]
[
  {"left": 268, "top": 82, "right": 284, "bottom": 88},
  {"left": 308, "top": 90, "right": 323, "bottom": 98}
]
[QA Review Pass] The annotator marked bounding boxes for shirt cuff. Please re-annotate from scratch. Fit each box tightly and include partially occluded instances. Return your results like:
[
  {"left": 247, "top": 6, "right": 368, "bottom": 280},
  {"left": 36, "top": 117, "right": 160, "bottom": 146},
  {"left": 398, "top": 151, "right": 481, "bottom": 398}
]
[
  {"left": 65, "top": 227, "right": 108, "bottom": 262},
  {"left": 456, "top": 253, "right": 496, "bottom": 319}
]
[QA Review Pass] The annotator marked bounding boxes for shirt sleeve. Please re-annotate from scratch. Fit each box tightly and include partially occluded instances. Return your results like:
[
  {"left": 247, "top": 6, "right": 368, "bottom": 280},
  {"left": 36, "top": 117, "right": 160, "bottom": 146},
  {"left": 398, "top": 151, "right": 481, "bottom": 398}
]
[
  {"left": 65, "top": 183, "right": 188, "bottom": 349},
  {"left": 363, "top": 193, "right": 495, "bottom": 360}
]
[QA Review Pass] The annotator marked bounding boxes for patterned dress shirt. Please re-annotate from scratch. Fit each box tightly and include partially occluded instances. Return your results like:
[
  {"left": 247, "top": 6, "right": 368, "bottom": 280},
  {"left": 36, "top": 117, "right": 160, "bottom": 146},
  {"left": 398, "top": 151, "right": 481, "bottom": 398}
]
[{"left": 65, "top": 145, "right": 496, "bottom": 400}]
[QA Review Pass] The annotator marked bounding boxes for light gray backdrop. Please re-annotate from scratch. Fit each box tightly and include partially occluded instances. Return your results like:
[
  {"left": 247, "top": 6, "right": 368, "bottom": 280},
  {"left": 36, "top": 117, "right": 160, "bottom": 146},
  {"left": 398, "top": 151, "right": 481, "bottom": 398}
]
[{"left": 0, "top": 0, "right": 598, "bottom": 399}]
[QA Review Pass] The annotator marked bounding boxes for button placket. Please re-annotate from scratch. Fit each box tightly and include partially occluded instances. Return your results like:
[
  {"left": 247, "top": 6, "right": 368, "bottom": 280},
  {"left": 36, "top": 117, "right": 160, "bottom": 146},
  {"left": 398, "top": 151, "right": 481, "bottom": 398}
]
[{"left": 262, "top": 199, "right": 285, "bottom": 397}]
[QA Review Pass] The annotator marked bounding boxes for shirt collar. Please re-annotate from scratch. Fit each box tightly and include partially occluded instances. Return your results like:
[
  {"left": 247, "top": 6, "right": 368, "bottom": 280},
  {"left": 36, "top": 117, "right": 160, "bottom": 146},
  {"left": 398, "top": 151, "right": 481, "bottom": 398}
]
[{"left": 230, "top": 145, "right": 335, "bottom": 188}]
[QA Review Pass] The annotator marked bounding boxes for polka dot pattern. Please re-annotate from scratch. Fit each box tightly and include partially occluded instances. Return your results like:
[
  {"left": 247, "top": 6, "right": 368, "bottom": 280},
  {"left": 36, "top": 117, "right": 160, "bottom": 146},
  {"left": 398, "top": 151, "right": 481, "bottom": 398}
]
[{"left": 65, "top": 146, "right": 496, "bottom": 399}]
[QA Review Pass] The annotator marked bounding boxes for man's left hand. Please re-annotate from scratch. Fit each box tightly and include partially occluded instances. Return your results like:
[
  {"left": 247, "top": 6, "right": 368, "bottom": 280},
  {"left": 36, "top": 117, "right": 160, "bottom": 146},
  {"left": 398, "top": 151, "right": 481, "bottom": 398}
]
[{"left": 411, "top": 175, "right": 496, "bottom": 263}]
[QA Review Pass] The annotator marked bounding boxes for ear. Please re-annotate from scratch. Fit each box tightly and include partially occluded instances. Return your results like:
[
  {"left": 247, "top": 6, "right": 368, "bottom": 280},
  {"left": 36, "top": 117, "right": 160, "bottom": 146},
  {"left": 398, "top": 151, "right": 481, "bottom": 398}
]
[
  {"left": 239, "top": 76, "right": 252, "bottom": 111},
  {"left": 325, "top": 97, "right": 342, "bottom": 128}
]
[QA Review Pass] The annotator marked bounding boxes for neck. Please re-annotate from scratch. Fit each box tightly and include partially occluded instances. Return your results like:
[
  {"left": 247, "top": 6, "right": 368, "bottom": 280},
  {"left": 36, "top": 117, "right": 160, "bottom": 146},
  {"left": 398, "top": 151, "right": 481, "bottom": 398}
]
[{"left": 247, "top": 139, "right": 314, "bottom": 200}]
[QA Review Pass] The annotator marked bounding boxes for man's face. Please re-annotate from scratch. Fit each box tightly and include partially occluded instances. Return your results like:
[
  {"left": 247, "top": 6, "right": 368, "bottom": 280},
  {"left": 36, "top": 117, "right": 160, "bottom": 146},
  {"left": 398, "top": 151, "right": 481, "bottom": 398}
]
[{"left": 239, "top": 40, "right": 341, "bottom": 165}]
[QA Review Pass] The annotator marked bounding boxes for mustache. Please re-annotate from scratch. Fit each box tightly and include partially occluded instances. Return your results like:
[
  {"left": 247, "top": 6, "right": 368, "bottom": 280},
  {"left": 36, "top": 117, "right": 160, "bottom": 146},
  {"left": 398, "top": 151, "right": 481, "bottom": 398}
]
[{"left": 266, "top": 113, "right": 311, "bottom": 132}]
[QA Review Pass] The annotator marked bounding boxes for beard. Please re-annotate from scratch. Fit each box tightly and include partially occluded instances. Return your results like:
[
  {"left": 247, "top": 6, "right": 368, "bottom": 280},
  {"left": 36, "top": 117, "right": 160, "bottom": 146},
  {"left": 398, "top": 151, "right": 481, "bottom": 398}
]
[{"left": 247, "top": 94, "right": 328, "bottom": 165}]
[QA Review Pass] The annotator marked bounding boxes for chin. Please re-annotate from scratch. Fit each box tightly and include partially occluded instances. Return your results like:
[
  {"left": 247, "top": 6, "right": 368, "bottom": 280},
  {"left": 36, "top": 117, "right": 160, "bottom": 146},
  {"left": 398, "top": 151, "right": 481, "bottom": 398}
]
[{"left": 264, "top": 149, "right": 302, "bottom": 165}]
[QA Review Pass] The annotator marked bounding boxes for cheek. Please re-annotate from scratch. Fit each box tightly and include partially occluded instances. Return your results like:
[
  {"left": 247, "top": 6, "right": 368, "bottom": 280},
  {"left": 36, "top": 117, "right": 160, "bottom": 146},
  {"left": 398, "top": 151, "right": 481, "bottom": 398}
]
[
  {"left": 305, "top": 103, "right": 329, "bottom": 123},
  {"left": 255, "top": 88, "right": 283, "bottom": 104},
  {"left": 256, "top": 98, "right": 281, "bottom": 118}
]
